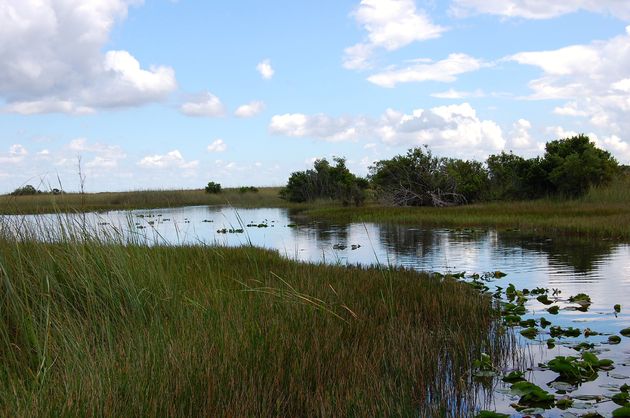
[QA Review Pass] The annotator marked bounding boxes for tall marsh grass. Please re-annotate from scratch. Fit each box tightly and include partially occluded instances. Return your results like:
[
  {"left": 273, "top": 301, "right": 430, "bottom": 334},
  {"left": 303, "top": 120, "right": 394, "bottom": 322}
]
[
  {"left": 0, "top": 187, "right": 289, "bottom": 214},
  {"left": 0, "top": 216, "right": 506, "bottom": 416}
]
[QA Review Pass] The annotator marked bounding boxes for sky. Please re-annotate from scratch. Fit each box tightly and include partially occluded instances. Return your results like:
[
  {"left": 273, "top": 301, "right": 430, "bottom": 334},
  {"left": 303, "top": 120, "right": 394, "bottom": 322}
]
[{"left": 2, "top": 0, "right": 630, "bottom": 193}]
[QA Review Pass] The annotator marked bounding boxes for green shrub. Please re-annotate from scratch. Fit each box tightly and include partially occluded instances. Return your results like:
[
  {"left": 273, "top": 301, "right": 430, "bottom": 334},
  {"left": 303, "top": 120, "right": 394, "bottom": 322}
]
[
  {"left": 280, "top": 158, "right": 367, "bottom": 205},
  {"left": 204, "top": 182, "right": 222, "bottom": 194}
]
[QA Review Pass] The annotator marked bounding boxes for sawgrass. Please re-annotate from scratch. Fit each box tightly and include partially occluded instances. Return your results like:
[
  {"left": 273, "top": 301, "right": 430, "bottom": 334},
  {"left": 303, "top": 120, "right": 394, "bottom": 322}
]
[{"left": 0, "top": 217, "right": 506, "bottom": 417}]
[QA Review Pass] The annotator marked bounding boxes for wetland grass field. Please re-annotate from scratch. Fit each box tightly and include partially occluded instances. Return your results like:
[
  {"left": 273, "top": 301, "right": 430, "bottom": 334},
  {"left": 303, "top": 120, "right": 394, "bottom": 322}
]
[{"left": 0, "top": 222, "right": 504, "bottom": 416}]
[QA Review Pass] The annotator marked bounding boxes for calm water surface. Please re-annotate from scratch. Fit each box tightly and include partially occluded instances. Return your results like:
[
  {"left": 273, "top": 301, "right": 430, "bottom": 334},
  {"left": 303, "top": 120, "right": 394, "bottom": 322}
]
[{"left": 5, "top": 205, "right": 630, "bottom": 417}]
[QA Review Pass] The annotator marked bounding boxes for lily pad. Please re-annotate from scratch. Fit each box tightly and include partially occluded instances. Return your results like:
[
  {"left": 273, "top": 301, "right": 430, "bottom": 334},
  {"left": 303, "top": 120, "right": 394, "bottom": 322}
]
[
  {"left": 475, "top": 411, "right": 509, "bottom": 418},
  {"left": 620, "top": 328, "right": 630, "bottom": 337},
  {"left": 510, "top": 381, "right": 555, "bottom": 408},
  {"left": 520, "top": 327, "right": 539, "bottom": 339},
  {"left": 613, "top": 406, "right": 630, "bottom": 417},
  {"left": 609, "top": 335, "right": 622, "bottom": 344},
  {"left": 502, "top": 370, "right": 525, "bottom": 383}
]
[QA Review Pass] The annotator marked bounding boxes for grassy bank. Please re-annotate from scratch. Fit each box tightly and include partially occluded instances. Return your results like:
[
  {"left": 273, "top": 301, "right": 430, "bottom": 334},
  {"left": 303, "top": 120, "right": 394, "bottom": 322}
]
[
  {"left": 302, "top": 175, "right": 630, "bottom": 239},
  {"left": 0, "top": 223, "right": 504, "bottom": 416},
  {"left": 0, "top": 187, "right": 289, "bottom": 214}
]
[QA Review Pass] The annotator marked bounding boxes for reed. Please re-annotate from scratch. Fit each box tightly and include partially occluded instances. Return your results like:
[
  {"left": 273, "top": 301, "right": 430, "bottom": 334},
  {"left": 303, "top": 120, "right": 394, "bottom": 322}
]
[{"left": 0, "top": 216, "right": 506, "bottom": 417}]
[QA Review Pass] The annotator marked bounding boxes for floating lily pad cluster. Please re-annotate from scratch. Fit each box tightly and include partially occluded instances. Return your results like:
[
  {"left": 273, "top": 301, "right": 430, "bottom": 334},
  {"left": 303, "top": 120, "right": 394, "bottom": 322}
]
[{"left": 447, "top": 271, "right": 630, "bottom": 418}]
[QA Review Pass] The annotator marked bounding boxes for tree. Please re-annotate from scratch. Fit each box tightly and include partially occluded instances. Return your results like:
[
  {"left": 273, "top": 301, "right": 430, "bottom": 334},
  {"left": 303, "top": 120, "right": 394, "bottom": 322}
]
[
  {"left": 205, "top": 182, "right": 222, "bottom": 194},
  {"left": 541, "top": 134, "right": 618, "bottom": 197},
  {"left": 280, "top": 157, "right": 368, "bottom": 205},
  {"left": 369, "top": 146, "right": 466, "bottom": 207},
  {"left": 10, "top": 185, "right": 40, "bottom": 196},
  {"left": 444, "top": 159, "right": 489, "bottom": 203}
]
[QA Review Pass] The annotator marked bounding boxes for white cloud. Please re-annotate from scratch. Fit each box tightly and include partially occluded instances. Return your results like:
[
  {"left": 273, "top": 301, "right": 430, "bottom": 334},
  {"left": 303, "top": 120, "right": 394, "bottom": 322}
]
[
  {"left": 138, "top": 150, "right": 199, "bottom": 169},
  {"left": 450, "top": 0, "right": 630, "bottom": 19},
  {"left": 431, "top": 88, "right": 485, "bottom": 99},
  {"left": 507, "top": 119, "right": 536, "bottom": 149},
  {"left": 67, "top": 138, "right": 127, "bottom": 169},
  {"left": 0, "top": 144, "right": 28, "bottom": 164},
  {"left": 180, "top": 92, "right": 225, "bottom": 117},
  {"left": 256, "top": 59, "right": 274, "bottom": 80},
  {"left": 344, "top": 0, "right": 446, "bottom": 69},
  {"left": 342, "top": 43, "right": 375, "bottom": 70},
  {"left": 508, "top": 27, "right": 630, "bottom": 162},
  {"left": 234, "top": 100, "right": 265, "bottom": 118},
  {"left": 367, "top": 53, "right": 484, "bottom": 87},
  {"left": 269, "top": 103, "right": 505, "bottom": 158},
  {"left": 0, "top": 0, "right": 177, "bottom": 114},
  {"left": 553, "top": 102, "right": 588, "bottom": 117},
  {"left": 269, "top": 113, "right": 366, "bottom": 142},
  {"left": 207, "top": 139, "right": 227, "bottom": 153}
]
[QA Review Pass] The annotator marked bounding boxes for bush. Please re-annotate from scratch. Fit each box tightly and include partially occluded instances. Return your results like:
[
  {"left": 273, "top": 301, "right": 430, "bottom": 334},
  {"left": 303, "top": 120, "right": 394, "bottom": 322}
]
[
  {"left": 444, "top": 159, "right": 489, "bottom": 203},
  {"left": 239, "top": 186, "right": 259, "bottom": 193},
  {"left": 369, "top": 147, "right": 467, "bottom": 207},
  {"left": 204, "top": 182, "right": 222, "bottom": 194},
  {"left": 486, "top": 152, "right": 547, "bottom": 200},
  {"left": 541, "top": 135, "right": 619, "bottom": 197},
  {"left": 10, "top": 185, "right": 41, "bottom": 196},
  {"left": 280, "top": 158, "right": 368, "bottom": 205}
]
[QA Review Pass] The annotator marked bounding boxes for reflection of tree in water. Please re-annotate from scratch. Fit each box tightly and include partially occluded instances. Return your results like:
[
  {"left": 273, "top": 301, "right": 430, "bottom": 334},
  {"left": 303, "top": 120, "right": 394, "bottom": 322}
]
[
  {"left": 377, "top": 225, "right": 434, "bottom": 258},
  {"left": 378, "top": 225, "right": 491, "bottom": 259},
  {"left": 287, "top": 211, "right": 349, "bottom": 245},
  {"left": 498, "top": 233, "right": 617, "bottom": 273}
]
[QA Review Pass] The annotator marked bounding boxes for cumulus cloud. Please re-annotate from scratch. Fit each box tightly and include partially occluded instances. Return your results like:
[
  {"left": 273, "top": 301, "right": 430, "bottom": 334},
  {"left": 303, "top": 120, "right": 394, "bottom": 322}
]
[
  {"left": 367, "top": 53, "right": 484, "bottom": 87},
  {"left": 234, "top": 100, "right": 265, "bottom": 118},
  {"left": 270, "top": 103, "right": 505, "bottom": 158},
  {"left": 180, "top": 92, "right": 225, "bottom": 117},
  {"left": 256, "top": 59, "right": 274, "bottom": 80},
  {"left": 207, "top": 139, "right": 227, "bottom": 153},
  {"left": 0, "top": 144, "right": 28, "bottom": 164},
  {"left": 509, "top": 27, "right": 630, "bottom": 160},
  {"left": 450, "top": 0, "right": 630, "bottom": 19},
  {"left": 0, "top": 0, "right": 177, "bottom": 114},
  {"left": 269, "top": 113, "right": 367, "bottom": 142},
  {"left": 138, "top": 150, "right": 199, "bottom": 169},
  {"left": 68, "top": 138, "right": 127, "bottom": 169},
  {"left": 343, "top": 0, "right": 446, "bottom": 69}
]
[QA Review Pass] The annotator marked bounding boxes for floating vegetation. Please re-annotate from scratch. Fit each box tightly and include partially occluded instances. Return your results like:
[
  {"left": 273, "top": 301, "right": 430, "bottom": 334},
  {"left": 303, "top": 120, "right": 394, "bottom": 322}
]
[
  {"left": 510, "top": 381, "right": 555, "bottom": 410},
  {"left": 609, "top": 335, "right": 622, "bottom": 344},
  {"left": 547, "top": 305, "right": 560, "bottom": 314},
  {"left": 202, "top": 219, "right": 214, "bottom": 223},
  {"left": 286, "top": 223, "right": 297, "bottom": 228},
  {"left": 520, "top": 327, "right": 538, "bottom": 340},
  {"left": 502, "top": 370, "right": 525, "bottom": 383},
  {"left": 332, "top": 243, "right": 347, "bottom": 250},
  {"left": 550, "top": 326, "right": 582, "bottom": 338},
  {"left": 537, "top": 294, "right": 554, "bottom": 305},
  {"left": 614, "top": 304, "right": 621, "bottom": 313},
  {"left": 620, "top": 328, "right": 630, "bottom": 337},
  {"left": 546, "top": 352, "right": 614, "bottom": 382},
  {"left": 216, "top": 228, "right": 244, "bottom": 234},
  {"left": 475, "top": 411, "right": 509, "bottom": 418}
]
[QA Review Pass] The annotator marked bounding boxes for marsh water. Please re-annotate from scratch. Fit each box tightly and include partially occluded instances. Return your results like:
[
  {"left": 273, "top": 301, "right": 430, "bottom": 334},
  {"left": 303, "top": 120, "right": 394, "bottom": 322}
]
[{"left": 4, "top": 205, "right": 630, "bottom": 417}]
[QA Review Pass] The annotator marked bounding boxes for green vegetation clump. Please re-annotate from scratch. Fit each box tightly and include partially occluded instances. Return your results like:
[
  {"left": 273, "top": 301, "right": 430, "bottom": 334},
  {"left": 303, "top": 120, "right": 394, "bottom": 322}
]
[
  {"left": 369, "top": 135, "right": 618, "bottom": 207},
  {"left": 204, "top": 181, "right": 222, "bottom": 194},
  {"left": 238, "top": 186, "right": 259, "bottom": 193},
  {"left": 0, "top": 220, "right": 502, "bottom": 416},
  {"left": 280, "top": 157, "right": 368, "bottom": 205}
]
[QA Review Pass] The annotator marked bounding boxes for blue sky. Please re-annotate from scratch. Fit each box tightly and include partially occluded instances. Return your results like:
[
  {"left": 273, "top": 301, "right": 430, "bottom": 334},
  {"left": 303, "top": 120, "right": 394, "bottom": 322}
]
[{"left": 2, "top": 0, "right": 630, "bottom": 193}]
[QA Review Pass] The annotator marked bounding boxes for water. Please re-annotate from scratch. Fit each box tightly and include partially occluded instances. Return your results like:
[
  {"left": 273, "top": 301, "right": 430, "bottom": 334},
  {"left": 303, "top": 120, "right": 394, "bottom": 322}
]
[{"left": 3, "top": 205, "right": 630, "bottom": 417}]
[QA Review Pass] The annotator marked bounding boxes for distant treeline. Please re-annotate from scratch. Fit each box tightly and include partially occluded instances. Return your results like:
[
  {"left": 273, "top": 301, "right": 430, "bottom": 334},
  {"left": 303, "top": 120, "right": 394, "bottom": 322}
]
[
  {"left": 9, "top": 185, "right": 63, "bottom": 196},
  {"left": 281, "top": 135, "right": 620, "bottom": 206}
]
